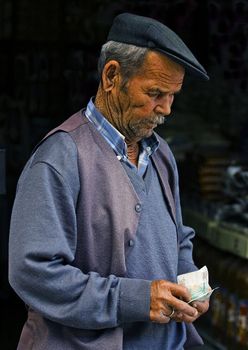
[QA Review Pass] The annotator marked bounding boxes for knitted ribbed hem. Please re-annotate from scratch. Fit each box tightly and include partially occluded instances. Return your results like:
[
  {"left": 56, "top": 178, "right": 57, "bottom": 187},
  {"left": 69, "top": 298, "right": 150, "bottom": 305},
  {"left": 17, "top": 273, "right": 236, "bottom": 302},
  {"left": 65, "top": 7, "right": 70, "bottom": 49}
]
[{"left": 118, "top": 278, "right": 151, "bottom": 323}]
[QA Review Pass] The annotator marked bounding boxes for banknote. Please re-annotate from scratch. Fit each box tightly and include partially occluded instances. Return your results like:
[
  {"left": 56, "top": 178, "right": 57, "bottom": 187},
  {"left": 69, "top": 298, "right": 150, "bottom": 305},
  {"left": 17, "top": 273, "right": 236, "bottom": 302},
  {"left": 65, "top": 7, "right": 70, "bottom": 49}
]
[{"left": 177, "top": 266, "right": 218, "bottom": 303}]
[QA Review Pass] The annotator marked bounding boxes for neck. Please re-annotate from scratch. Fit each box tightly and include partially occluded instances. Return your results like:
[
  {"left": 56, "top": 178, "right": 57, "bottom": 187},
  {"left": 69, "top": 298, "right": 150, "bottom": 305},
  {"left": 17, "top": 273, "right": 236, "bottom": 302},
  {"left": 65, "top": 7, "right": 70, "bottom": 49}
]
[
  {"left": 95, "top": 86, "right": 114, "bottom": 126},
  {"left": 126, "top": 142, "right": 140, "bottom": 166},
  {"left": 95, "top": 86, "right": 140, "bottom": 166}
]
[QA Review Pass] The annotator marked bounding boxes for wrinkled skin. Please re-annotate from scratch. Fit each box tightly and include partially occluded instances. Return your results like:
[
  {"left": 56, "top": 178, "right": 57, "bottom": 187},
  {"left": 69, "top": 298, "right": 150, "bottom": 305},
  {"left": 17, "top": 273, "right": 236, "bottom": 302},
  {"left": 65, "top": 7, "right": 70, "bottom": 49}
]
[
  {"left": 95, "top": 50, "right": 184, "bottom": 145},
  {"left": 95, "top": 49, "right": 209, "bottom": 323},
  {"left": 150, "top": 280, "right": 209, "bottom": 324}
]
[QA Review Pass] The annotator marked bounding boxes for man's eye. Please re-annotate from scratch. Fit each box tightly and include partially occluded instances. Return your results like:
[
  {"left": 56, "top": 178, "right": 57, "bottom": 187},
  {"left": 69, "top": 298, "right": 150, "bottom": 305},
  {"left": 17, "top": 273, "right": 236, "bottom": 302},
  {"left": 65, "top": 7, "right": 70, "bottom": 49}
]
[{"left": 148, "top": 91, "right": 161, "bottom": 98}]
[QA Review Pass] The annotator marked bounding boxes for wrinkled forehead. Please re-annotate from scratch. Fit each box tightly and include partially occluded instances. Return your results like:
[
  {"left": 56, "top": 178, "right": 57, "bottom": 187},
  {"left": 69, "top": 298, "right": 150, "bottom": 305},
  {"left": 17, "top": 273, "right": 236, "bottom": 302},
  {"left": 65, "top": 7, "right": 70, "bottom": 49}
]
[
  {"left": 137, "top": 50, "right": 185, "bottom": 84},
  {"left": 145, "top": 50, "right": 185, "bottom": 74}
]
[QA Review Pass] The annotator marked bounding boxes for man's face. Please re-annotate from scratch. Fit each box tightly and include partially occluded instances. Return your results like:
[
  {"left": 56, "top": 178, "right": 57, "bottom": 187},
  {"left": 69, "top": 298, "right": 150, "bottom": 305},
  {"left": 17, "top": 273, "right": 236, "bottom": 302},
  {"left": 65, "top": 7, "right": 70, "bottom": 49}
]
[{"left": 110, "top": 51, "right": 185, "bottom": 142}]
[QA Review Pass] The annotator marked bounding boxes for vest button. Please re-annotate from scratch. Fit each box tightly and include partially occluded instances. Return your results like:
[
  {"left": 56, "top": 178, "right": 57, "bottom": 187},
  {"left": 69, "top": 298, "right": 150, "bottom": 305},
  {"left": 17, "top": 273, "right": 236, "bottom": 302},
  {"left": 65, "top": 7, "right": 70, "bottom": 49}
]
[
  {"left": 135, "top": 203, "right": 142, "bottom": 212},
  {"left": 128, "top": 239, "right": 134, "bottom": 247}
]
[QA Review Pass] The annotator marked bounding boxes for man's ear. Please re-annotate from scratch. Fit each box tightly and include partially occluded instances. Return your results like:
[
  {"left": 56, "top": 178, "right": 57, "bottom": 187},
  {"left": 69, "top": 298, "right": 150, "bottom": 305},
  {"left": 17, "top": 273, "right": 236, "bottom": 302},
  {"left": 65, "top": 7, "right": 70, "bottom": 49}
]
[{"left": 101, "top": 60, "right": 121, "bottom": 92}]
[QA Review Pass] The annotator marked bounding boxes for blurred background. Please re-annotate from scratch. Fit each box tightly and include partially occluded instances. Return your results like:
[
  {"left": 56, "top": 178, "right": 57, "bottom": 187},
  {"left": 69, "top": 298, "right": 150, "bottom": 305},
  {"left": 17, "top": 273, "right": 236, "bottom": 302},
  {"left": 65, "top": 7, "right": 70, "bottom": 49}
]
[{"left": 0, "top": 0, "right": 248, "bottom": 349}]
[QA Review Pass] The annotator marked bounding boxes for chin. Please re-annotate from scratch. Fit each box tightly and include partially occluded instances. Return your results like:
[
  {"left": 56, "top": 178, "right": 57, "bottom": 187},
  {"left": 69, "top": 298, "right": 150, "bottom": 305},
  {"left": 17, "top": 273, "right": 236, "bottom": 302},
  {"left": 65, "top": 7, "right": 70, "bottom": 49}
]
[
  {"left": 132, "top": 126, "right": 154, "bottom": 140},
  {"left": 140, "top": 129, "right": 154, "bottom": 139}
]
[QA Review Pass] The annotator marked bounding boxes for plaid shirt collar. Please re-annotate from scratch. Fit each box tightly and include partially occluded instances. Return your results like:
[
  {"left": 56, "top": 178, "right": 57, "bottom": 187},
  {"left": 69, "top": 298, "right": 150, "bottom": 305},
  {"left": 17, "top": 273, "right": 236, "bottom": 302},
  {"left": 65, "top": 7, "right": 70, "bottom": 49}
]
[{"left": 84, "top": 98, "right": 159, "bottom": 177}]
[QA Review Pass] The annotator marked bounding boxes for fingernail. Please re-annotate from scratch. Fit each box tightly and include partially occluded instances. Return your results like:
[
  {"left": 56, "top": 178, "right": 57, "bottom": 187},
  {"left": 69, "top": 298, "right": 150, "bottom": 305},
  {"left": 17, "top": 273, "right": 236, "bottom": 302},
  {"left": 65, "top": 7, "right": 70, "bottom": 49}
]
[{"left": 192, "top": 303, "right": 197, "bottom": 308}]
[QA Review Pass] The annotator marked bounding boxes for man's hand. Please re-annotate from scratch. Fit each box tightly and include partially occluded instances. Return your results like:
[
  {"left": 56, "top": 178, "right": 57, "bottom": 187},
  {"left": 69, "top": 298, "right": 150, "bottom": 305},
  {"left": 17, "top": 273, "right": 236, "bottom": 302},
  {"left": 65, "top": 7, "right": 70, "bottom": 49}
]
[
  {"left": 150, "top": 280, "right": 209, "bottom": 324},
  {"left": 187, "top": 299, "right": 209, "bottom": 319}
]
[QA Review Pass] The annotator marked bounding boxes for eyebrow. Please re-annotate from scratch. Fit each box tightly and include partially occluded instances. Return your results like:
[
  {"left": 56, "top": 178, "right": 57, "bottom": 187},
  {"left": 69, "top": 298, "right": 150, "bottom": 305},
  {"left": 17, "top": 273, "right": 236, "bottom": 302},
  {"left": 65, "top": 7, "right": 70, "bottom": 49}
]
[{"left": 149, "top": 87, "right": 182, "bottom": 94}]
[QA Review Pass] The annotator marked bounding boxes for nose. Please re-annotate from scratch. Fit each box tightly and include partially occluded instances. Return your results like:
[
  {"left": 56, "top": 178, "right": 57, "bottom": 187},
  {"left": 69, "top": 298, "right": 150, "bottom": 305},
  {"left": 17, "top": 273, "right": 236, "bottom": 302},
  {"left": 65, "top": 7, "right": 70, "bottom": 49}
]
[{"left": 154, "top": 95, "right": 174, "bottom": 116}]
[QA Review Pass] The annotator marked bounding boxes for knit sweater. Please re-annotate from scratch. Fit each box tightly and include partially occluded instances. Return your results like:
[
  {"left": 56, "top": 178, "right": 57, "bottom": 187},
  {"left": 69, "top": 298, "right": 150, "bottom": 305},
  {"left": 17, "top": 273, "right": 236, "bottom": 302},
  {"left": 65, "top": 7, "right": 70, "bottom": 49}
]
[{"left": 9, "top": 110, "right": 203, "bottom": 349}]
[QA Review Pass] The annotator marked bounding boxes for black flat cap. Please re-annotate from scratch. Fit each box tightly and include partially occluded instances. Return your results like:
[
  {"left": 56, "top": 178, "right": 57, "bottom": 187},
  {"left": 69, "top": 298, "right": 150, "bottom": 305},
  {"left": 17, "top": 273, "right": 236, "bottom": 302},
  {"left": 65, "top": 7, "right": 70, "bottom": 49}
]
[{"left": 107, "top": 13, "right": 209, "bottom": 80}]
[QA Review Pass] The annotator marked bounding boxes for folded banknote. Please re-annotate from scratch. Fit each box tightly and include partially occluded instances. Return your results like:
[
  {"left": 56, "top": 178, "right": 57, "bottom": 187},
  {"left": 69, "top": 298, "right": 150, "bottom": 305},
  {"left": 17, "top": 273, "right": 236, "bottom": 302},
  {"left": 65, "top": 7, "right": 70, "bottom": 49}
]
[{"left": 177, "top": 266, "right": 218, "bottom": 303}]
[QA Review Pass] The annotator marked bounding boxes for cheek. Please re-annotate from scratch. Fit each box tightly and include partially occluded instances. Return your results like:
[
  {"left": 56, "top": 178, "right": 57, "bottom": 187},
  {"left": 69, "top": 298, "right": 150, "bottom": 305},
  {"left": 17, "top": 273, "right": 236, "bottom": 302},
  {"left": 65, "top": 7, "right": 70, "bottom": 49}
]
[
  {"left": 140, "top": 101, "right": 158, "bottom": 117},
  {"left": 130, "top": 106, "right": 154, "bottom": 121},
  {"left": 125, "top": 88, "right": 157, "bottom": 118},
  {"left": 131, "top": 97, "right": 157, "bottom": 115}
]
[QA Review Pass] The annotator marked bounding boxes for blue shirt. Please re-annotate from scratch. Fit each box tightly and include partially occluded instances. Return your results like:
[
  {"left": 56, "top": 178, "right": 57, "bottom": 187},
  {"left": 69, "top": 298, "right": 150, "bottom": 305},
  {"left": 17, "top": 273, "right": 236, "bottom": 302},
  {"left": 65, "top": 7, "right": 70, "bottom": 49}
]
[{"left": 85, "top": 98, "right": 159, "bottom": 177}]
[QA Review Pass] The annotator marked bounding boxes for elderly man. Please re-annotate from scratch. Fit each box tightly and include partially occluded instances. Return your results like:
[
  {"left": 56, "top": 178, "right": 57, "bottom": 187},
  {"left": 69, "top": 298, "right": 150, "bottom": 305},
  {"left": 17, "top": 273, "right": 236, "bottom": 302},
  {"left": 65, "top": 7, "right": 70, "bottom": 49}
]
[{"left": 9, "top": 13, "right": 209, "bottom": 350}]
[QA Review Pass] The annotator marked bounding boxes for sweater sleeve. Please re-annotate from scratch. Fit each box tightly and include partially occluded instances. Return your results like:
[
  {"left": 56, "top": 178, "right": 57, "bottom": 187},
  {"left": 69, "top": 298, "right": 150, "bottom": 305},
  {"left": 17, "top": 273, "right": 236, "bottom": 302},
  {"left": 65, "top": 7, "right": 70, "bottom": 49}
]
[{"left": 8, "top": 132, "right": 151, "bottom": 330}]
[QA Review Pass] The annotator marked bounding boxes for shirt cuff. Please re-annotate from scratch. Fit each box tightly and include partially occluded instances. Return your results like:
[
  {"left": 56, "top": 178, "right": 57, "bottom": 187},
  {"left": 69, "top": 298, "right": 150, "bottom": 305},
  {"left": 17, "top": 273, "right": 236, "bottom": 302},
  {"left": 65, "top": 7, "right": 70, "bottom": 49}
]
[{"left": 118, "top": 278, "right": 151, "bottom": 324}]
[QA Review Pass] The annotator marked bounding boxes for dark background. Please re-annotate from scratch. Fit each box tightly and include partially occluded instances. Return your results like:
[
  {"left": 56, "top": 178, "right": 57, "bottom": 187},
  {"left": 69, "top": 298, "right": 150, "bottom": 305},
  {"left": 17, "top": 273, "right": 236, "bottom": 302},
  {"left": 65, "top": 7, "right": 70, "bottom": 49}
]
[{"left": 0, "top": 0, "right": 248, "bottom": 348}]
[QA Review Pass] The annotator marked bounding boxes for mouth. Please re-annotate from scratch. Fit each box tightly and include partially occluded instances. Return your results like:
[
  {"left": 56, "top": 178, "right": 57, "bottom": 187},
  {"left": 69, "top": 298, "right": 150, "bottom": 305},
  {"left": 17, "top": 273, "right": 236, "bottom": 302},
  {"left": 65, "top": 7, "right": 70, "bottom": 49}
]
[
  {"left": 130, "top": 116, "right": 166, "bottom": 137},
  {"left": 146, "top": 116, "right": 165, "bottom": 128}
]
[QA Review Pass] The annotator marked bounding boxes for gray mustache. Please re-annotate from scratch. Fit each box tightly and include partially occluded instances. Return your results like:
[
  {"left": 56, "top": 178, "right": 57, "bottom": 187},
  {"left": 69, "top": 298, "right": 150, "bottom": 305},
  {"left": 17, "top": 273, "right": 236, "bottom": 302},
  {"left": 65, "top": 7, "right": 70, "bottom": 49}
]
[{"left": 153, "top": 115, "right": 166, "bottom": 124}]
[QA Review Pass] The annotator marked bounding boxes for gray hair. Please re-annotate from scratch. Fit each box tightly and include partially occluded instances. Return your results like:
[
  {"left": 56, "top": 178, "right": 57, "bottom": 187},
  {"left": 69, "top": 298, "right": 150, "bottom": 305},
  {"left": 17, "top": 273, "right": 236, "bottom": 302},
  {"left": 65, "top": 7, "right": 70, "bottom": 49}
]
[{"left": 97, "top": 41, "right": 148, "bottom": 85}]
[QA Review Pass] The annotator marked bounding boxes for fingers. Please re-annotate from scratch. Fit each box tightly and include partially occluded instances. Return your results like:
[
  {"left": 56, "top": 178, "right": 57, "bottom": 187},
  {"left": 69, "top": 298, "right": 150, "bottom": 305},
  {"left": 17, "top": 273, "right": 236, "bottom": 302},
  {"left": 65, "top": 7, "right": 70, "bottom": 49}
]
[
  {"left": 168, "top": 282, "right": 191, "bottom": 302},
  {"left": 173, "top": 299, "right": 210, "bottom": 323},
  {"left": 191, "top": 300, "right": 209, "bottom": 314},
  {"left": 150, "top": 280, "right": 201, "bottom": 324},
  {"left": 173, "top": 307, "right": 199, "bottom": 323},
  {"left": 158, "top": 311, "right": 171, "bottom": 324}
]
